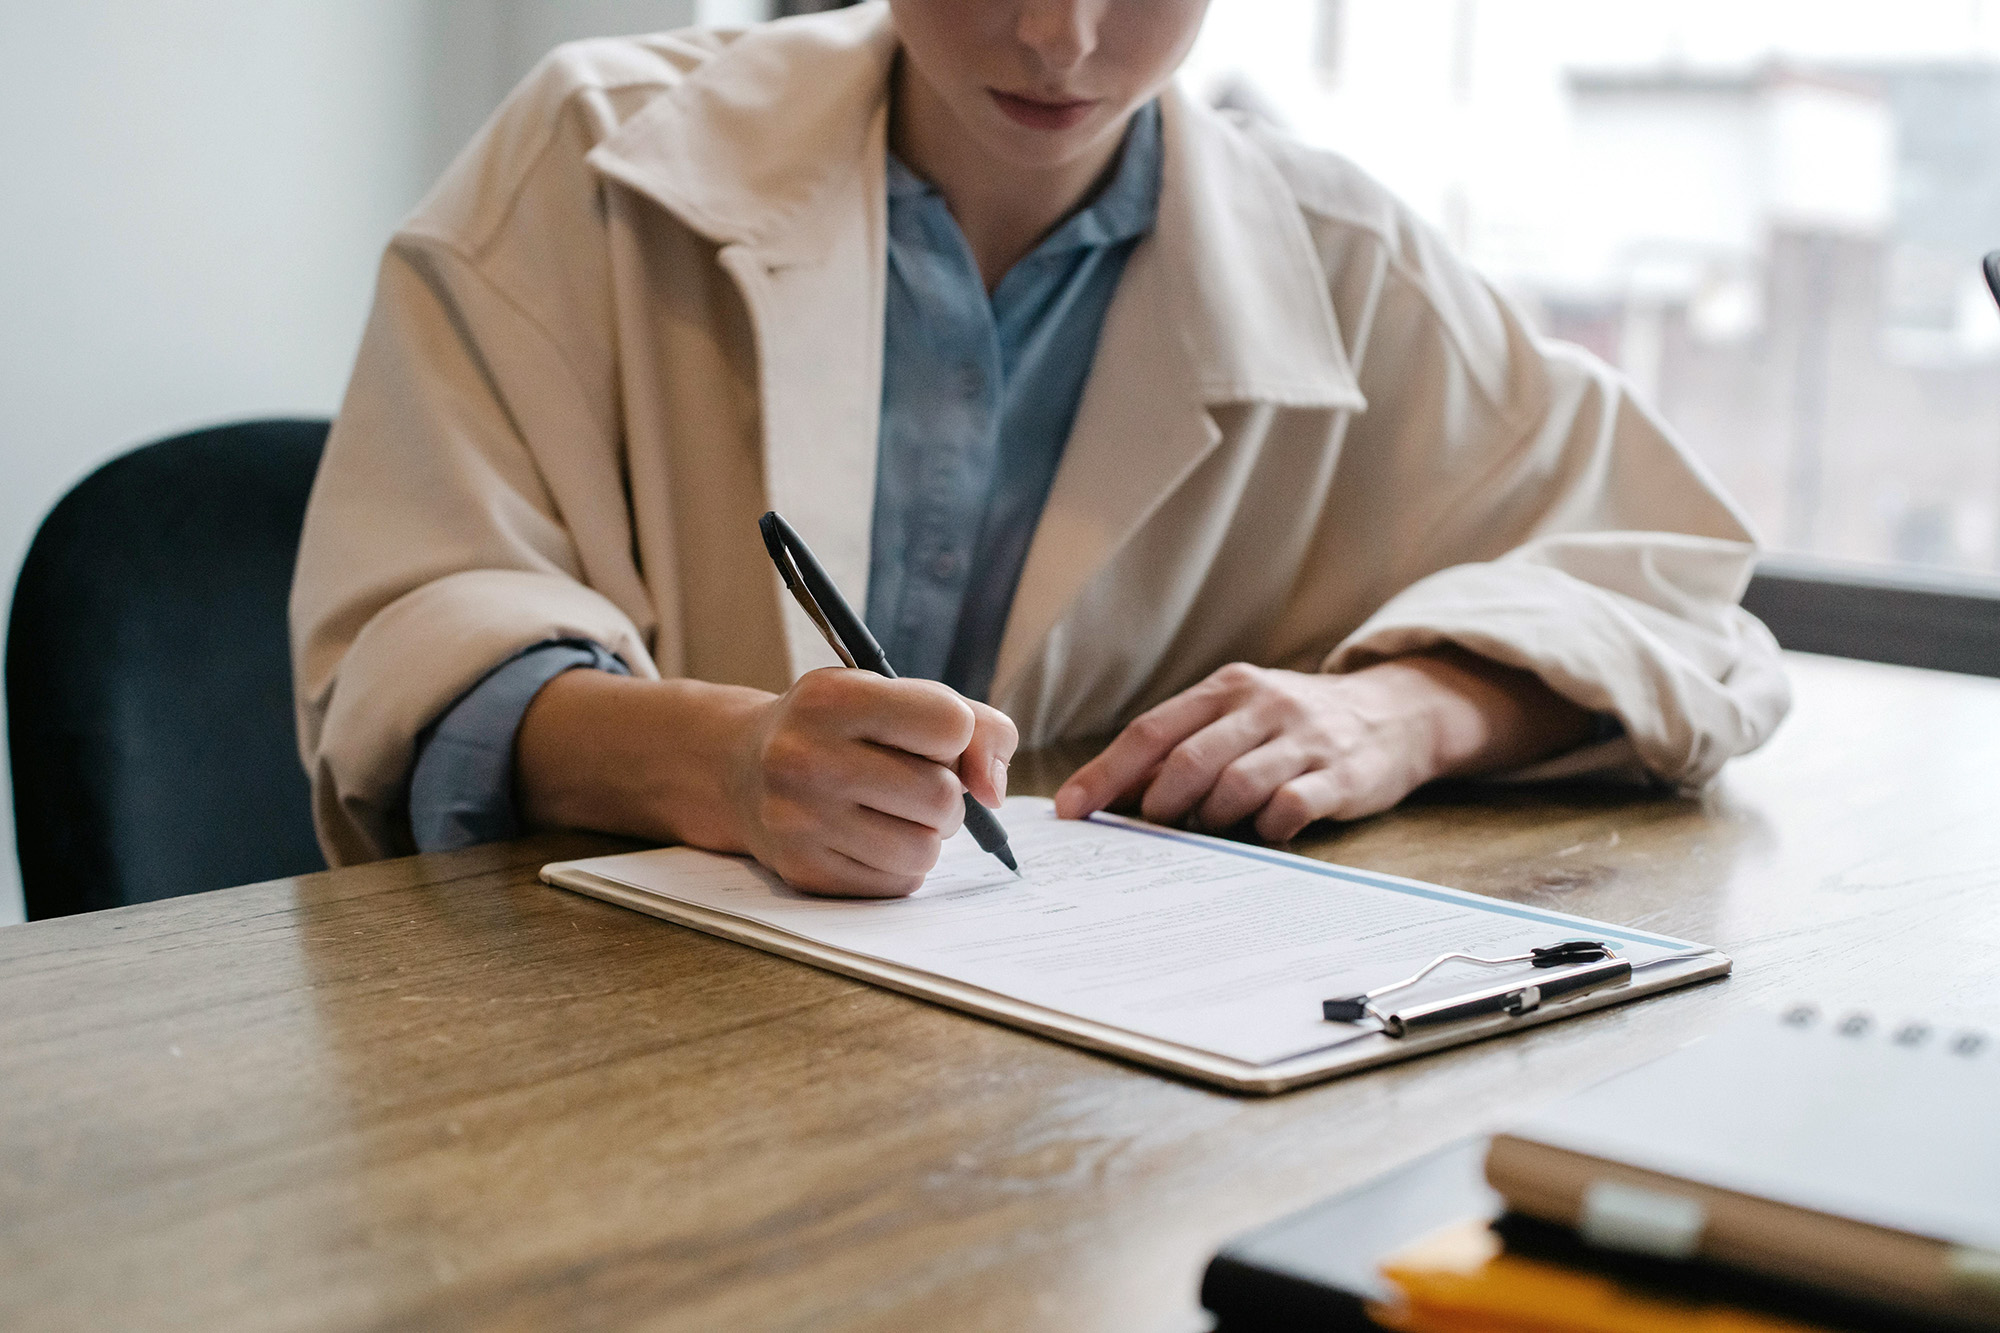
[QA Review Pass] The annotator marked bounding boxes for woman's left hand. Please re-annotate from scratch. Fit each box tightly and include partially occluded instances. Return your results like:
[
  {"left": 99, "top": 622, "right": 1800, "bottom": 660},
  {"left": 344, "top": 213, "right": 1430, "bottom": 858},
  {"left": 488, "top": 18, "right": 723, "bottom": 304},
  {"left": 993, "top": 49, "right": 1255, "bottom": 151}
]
[{"left": 1053, "top": 652, "right": 1595, "bottom": 842}]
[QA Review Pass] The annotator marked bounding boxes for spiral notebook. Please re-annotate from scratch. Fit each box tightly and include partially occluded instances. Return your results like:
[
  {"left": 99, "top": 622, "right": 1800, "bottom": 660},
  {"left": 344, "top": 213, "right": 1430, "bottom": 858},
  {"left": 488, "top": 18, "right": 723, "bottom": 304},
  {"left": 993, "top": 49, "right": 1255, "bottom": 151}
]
[{"left": 541, "top": 797, "right": 1729, "bottom": 1094}]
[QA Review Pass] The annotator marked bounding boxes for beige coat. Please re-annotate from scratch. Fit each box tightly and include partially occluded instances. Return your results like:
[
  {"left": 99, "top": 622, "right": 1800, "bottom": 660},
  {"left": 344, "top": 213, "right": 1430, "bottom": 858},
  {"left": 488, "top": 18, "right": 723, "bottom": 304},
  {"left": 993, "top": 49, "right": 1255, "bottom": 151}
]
[{"left": 291, "top": 3, "right": 1789, "bottom": 866}]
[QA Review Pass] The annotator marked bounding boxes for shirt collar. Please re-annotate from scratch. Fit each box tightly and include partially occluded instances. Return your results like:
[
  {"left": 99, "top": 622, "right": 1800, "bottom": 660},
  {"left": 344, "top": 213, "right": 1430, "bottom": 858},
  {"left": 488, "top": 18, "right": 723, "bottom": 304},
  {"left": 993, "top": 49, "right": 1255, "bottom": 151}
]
[
  {"left": 883, "top": 151, "right": 929, "bottom": 201},
  {"left": 884, "top": 100, "right": 1162, "bottom": 256}
]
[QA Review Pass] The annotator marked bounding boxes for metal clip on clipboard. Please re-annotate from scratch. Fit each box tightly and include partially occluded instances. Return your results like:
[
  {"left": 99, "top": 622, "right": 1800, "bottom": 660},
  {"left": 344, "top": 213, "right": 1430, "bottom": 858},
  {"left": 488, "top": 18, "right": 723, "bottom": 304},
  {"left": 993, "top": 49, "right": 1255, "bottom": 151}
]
[{"left": 1321, "top": 939, "right": 1632, "bottom": 1038}]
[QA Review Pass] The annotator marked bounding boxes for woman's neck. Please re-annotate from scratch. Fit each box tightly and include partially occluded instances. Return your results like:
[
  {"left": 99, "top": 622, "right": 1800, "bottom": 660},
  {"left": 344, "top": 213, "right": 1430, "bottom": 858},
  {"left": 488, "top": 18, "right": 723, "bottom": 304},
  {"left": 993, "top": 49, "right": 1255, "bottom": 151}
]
[{"left": 889, "top": 56, "right": 1130, "bottom": 292}]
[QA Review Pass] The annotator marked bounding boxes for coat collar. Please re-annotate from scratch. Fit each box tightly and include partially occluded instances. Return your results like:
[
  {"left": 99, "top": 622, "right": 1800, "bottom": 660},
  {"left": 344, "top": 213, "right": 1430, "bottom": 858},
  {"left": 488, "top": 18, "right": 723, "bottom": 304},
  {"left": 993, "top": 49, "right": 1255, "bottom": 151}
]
[
  {"left": 588, "top": 4, "right": 898, "bottom": 266},
  {"left": 588, "top": 3, "right": 1367, "bottom": 689},
  {"left": 590, "top": 6, "right": 1361, "bottom": 403}
]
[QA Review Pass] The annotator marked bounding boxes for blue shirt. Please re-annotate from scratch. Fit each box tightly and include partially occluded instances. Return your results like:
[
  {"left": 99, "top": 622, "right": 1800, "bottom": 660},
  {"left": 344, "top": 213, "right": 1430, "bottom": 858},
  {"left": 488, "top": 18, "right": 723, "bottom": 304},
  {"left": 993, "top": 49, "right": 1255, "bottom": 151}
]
[
  {"left": 407, "top": 639, "right": 630, "bottom": 851},
  {"left": 408, "top": 102, "right": 1164, "bottom": 852},
  {"left": 867, "top": 100, "right": 1161, "bottom": 700}
]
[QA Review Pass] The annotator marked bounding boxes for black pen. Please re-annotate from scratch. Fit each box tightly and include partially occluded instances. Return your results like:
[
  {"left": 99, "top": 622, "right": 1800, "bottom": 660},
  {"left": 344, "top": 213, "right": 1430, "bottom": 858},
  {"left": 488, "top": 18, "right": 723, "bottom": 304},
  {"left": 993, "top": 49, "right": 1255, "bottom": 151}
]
[{"left": 758, "top": 511, "right": 1020, "bottom": 877}]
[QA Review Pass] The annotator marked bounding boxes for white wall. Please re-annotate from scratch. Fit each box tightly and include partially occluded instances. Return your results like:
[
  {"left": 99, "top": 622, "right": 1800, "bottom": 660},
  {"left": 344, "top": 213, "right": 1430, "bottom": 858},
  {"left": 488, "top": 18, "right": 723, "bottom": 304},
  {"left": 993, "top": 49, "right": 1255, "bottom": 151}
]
[{"left": 0, "top": 0, "right": 728, "bottom": 925}]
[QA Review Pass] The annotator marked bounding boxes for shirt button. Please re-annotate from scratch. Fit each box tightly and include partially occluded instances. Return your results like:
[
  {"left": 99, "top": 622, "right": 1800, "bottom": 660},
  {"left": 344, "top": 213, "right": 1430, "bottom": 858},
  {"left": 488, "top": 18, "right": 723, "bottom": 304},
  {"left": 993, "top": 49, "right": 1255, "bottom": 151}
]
[{"left": 930, "top": 549, "right": 962, "bottom": 580}]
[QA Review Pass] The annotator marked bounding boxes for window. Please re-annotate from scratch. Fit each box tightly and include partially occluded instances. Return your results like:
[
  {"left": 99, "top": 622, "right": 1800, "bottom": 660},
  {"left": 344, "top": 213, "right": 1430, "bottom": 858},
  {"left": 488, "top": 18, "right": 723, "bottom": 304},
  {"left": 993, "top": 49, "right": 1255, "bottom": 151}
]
[{"left": 1184, "top": 1, "right": 2000, "bottom": 581}]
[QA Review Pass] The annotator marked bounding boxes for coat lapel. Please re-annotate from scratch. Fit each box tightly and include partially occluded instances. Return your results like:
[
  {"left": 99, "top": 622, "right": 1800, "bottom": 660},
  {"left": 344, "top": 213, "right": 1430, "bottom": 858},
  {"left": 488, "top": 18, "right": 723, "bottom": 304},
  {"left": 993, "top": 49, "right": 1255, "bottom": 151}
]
[
  {"left": 713, "top": 159, "right": 888, "bottom": 680},
  {"left": 588, "top": 12, "right": 1370, "bottom": 698},
  {"left": 989, "top": 87, "right": 1368, "bottom": 705},
  {"left": 588, "top": 6, "right": 896, "bottom": 679}
]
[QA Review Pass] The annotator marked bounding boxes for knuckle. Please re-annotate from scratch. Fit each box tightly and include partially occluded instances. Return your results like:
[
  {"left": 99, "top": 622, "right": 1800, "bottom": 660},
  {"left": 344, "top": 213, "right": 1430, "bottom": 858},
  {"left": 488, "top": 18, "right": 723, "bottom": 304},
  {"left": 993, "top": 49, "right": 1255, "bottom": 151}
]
[
  {"left": 1125, "top": 713, "right": 1173, "bottom": 749},
  {"left": 789, "top": 669, "right": 869, "bottom": 726},
  {"left": 923, "top": 766, "right": 964, "bottom": 819},
  {"left": 1213, "top": 661, "right": 1262, "bottom": 691},
  {"left": 1160, "top": 742, "right": 1209, "bottom": 784},
  {"left": 945, "top": 697, "right": 978, "bottom": 745},
  {"left": 760, "top": 729, "right": 817, "bottom": 790},
  {"left": 1212, "top": 761, "right": 1261, "bottom": 808},
  {"left": 790, "top": 667, "right": 841, "bottom": 706},
  {"left": 1298, "top": 720, "right": 1340, "bottom": 758},
  {"left": 903, "top": 680, "right": 977, "bottom": 745},
  {"left": 978, "top": 703, "right": 1021, "bottom": 753},
  {"left": 887, "top": 829, "right": 944, "bottom": 878},
  {"left": 1269, "top": 689, "right": 1311, "bottom": 725}
]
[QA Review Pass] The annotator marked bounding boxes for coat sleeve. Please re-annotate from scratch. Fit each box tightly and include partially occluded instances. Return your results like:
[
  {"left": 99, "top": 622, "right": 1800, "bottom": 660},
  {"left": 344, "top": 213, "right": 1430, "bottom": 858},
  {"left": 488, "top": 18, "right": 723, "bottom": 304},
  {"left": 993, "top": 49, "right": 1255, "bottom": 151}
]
[
  {"left": 290, "top": 232, "right": 661, "bottom": 865},
  {"left": 1316, "top": 222, "right": 1789, "bottom": 789},
  {"left": 288, "top": 44, "right": 694, "bottom": 865}
]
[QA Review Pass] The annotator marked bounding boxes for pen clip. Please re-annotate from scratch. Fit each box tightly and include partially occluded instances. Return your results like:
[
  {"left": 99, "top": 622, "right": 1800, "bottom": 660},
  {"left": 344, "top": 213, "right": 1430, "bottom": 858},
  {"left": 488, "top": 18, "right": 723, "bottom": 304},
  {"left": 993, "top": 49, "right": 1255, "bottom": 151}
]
[{"left": 760, "top": 513, "right": 858, "bottom": 669}]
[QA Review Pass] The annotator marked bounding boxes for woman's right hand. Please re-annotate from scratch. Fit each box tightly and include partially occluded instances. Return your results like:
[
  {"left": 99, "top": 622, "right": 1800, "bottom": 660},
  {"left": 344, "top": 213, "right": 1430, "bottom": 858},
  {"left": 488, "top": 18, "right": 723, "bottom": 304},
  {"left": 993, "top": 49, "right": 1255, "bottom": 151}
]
[
  {"left": 726, "top": 669, "right": 1017, "bottom": 897},
  {"left": 515, "top": 667, "right": 1016, "bottom": 898}
]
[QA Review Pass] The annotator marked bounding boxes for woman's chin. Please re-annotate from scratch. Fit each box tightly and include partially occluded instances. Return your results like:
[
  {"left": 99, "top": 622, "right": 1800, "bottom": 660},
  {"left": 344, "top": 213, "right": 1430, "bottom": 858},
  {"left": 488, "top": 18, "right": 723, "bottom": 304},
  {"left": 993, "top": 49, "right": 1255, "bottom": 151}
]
[{"left": 969, "top": 109, "right": 1127, "bottom": 173}]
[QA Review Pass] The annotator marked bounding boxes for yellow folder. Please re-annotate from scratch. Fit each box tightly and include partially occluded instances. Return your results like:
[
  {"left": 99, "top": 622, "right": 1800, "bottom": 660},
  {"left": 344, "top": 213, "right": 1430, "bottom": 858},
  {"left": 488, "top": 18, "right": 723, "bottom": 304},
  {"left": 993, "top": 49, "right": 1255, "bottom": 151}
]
[{"left": 1368, "top": 1221, "right": 1832, "bottom": 1333}]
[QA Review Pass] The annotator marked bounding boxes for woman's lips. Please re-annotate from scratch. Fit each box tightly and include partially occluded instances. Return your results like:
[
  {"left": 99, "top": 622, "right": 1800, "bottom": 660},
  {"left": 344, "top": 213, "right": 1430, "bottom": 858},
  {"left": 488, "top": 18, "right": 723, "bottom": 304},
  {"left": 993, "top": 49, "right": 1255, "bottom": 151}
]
[{"left": 989, "top": 89, "right": 1099, "bottom": 131}]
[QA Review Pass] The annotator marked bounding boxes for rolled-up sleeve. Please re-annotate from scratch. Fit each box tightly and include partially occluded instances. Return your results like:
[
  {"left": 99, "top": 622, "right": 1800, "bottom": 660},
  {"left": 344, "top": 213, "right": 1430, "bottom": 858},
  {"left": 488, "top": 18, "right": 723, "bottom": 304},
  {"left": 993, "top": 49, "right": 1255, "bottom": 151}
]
[
  {"left": 288, "top": 53, "right": 678, "bottom": 868},
  {"left": 408, "top": 640, "right": 630, "bottom": 852},
  {"left": 1308, "top": 219, "right": 1789, "bottom": 788}
]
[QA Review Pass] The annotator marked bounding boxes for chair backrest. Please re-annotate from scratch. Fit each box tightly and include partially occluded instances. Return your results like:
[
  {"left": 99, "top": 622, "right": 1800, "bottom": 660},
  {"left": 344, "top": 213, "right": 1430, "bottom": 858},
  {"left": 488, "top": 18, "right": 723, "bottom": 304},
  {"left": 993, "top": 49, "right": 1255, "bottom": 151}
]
[{"left": 7, "top": 419, "right": 329, "bottom": 919}]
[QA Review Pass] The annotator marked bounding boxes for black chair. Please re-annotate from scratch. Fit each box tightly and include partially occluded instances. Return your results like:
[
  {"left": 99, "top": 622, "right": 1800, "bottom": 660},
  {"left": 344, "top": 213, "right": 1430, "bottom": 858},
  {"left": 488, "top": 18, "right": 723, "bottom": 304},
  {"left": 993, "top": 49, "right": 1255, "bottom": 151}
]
[{"left": 7, "top": 419, "right": 329, "bottom": 919}]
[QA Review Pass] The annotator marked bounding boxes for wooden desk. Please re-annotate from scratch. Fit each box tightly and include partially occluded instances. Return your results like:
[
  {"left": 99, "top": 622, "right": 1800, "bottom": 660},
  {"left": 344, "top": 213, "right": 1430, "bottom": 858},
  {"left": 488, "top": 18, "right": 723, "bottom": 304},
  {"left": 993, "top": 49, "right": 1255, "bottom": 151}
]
[{"left": 5, "top": 653, "right": 1999, "bottom": 1333}]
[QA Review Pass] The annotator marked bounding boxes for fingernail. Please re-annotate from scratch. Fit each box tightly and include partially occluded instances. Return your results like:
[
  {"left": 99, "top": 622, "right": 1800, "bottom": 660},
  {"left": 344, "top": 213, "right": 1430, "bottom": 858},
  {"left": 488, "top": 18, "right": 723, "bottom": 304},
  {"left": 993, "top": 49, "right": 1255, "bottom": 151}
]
[{"left": 989, "top": 756, "right": 1008, "bottom": 804}]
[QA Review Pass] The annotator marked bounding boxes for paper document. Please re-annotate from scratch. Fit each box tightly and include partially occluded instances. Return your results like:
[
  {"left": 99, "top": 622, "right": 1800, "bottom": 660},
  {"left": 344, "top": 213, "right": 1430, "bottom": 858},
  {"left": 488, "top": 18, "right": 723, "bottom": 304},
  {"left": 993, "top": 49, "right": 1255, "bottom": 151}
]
[{"left": 556, "top": 798, "right": 1705, "bottom": 1067}]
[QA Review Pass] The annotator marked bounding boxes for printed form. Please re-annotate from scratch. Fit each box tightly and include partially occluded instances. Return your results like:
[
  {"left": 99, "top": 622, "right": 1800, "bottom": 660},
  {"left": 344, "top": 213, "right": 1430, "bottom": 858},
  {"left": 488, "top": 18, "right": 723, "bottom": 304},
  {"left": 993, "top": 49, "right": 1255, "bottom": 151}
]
[{"left": 569, "top": 798, "right": 1700, "bottom": 1067}]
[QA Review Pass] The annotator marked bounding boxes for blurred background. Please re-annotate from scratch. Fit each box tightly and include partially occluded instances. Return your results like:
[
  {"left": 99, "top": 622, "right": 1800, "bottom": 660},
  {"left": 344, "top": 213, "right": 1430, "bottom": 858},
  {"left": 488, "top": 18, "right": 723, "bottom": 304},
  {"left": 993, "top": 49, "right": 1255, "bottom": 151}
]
[
  {"left": 1185, "top": 0, "right": 2000, "bottom": 575},
  {"left": 5, "top": 0, "right": 1998, "bottom": 923}
]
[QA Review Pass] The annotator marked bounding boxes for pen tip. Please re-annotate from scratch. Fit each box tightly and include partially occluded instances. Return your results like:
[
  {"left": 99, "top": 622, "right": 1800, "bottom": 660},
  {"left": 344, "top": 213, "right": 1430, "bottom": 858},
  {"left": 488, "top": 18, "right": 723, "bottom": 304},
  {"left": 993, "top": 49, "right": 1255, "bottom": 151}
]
[{"left": 997, "top": 846, "right": 1020, "bottom": 876}]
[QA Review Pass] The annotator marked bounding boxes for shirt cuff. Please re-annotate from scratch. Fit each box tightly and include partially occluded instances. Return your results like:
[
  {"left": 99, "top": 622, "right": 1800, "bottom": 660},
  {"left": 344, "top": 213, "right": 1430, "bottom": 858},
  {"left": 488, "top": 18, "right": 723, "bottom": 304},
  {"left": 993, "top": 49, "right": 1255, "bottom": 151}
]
[{"left": 408, "top": 639, "right": 630, "bottom": 853}]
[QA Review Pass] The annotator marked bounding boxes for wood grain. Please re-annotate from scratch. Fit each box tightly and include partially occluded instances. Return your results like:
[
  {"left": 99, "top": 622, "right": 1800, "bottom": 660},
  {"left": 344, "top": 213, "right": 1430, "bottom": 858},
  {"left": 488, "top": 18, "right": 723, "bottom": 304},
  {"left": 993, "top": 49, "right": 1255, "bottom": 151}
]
[{"left": 4, "top": 652, "right": 1999, "bottom": 1333}]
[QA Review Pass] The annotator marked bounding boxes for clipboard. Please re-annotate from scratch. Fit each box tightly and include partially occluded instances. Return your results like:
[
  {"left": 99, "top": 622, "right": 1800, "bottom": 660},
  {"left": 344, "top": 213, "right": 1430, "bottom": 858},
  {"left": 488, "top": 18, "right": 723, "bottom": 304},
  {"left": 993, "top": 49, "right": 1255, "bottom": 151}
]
[{"left": 542, "top": 802, "right": 1730, "bottom": 1095}]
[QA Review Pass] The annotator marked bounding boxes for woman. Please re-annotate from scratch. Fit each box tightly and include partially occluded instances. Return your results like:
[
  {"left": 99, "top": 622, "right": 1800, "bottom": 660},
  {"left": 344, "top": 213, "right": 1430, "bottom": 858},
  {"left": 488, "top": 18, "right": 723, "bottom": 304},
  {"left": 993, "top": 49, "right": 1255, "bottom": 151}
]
[{"left": 291, "top": 0, "right": 1788, "bottom": 895}]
